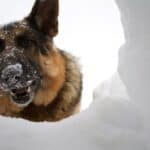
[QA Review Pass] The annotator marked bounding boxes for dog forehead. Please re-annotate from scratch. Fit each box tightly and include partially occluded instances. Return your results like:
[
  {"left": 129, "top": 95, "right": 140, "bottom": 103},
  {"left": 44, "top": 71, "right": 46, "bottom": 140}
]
[{"left": 0, "top": 21, "right": 31, "bottom": 39}]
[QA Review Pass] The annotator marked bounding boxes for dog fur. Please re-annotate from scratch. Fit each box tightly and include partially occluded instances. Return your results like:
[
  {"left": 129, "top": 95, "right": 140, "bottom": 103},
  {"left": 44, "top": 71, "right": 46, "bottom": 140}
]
[{"left": 0, "top": 0, "right": 82, "bottom": 121}]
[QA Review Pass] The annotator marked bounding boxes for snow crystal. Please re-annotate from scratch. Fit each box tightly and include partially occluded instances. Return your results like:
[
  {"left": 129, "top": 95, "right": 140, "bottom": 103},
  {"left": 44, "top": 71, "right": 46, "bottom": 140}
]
[
  {"left": 1, "top": 63, "right": 23, "bottom": 79},
  {"left": 0, "top": 63, "right": 23, "bottom": 90}
]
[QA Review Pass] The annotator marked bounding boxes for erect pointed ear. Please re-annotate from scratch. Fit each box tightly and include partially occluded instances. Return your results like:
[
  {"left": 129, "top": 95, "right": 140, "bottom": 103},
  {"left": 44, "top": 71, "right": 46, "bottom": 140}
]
[{"left": 27, "top": 0, "right": 59, "bottom": 37}]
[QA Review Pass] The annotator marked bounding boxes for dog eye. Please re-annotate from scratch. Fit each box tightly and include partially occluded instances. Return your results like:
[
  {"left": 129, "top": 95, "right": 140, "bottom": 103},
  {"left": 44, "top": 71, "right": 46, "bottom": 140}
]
[
  {"left": 0, "top": 39, "right": 5, "bottom": 52},
  {"left": 16, "top": 36, "right": 34, "bottom": 48}
]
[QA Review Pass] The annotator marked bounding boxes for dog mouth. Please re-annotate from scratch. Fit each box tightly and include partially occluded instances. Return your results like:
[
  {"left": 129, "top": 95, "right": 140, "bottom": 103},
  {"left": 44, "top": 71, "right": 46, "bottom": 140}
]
[
  {"left": 10, "top": 86, "right": 34, "bottom": 107},
  {"left": 0, "top": 52, "right": 41, "bottom": 107}
]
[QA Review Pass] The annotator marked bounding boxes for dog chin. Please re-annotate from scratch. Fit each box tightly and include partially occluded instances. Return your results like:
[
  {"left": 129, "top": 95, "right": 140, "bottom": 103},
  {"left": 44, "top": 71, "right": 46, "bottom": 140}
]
[{"left": 10, "top": 92, "right": 34, "bottom": 107}]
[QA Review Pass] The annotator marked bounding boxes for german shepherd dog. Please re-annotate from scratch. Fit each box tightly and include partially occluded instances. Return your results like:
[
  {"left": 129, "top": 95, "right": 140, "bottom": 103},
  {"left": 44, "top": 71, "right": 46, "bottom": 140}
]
[{"left": 0, "top": 0, "right": 82, "bottom": 122}]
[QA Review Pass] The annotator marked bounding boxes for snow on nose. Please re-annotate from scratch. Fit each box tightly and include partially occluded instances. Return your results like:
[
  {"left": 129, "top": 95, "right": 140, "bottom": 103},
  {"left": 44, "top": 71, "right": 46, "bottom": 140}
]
[{"left": 1, "top": 63, "right": 23, "bottom": 86}]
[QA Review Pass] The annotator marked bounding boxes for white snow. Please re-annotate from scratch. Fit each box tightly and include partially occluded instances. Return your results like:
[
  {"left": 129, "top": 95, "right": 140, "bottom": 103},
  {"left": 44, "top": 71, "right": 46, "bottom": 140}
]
[
  {"left": 0, "top": 63, "right": 23, "bottom": 90},
  {"left": 1, "top": 63, "right": 23, "bottom": 78},
  {"left": 0, "top": 0, "right": 149, "bottom": 150},
  {"left": 0, "top": 73, "right": 149, "bottom": 150}
]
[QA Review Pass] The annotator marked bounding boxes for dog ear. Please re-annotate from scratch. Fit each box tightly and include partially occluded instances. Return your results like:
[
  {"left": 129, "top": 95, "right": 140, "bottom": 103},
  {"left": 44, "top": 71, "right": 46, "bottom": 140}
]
[{"left": 27, "top": 0, "right": 59, "bottom": 37}]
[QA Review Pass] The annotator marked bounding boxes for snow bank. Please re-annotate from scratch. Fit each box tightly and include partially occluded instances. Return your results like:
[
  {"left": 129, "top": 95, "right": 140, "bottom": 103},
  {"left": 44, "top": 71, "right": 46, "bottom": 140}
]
[
  {"left": 1, "top": 0, "right": 150, "bottom": 150},
  {"left": 0, "top": 73, "right": 149, "bottom": 150}
]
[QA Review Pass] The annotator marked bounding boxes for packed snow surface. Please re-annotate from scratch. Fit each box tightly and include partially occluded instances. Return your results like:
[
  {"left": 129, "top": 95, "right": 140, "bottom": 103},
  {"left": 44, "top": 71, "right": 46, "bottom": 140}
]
[{"left": 0, "top": 0, "right": 149, "bottom": 150}]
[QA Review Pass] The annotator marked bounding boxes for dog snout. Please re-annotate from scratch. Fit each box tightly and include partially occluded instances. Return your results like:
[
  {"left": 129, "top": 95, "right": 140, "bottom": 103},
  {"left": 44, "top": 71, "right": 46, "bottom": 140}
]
[
  {"left": 1, "top": 63, "right": 23, "bottom": 85},
  {"left": 0, "top": 49, "right": 41, "bottom": 92}
]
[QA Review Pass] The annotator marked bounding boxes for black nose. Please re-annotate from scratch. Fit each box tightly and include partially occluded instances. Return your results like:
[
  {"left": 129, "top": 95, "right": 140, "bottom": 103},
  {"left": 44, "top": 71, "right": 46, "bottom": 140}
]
[{"left": 1, "top": 63, "right": 23, "bottom": 86}]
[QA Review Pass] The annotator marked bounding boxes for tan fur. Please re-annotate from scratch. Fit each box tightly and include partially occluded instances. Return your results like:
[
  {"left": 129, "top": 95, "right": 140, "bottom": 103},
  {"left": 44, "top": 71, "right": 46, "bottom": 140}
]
[{"left": 33, "top": 47, "right": 66, "bottom": 106}]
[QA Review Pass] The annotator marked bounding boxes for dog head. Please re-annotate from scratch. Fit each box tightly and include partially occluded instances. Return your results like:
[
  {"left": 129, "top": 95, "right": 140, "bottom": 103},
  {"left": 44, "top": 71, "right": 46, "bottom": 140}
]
[{"left": 0, "top": 0, "right": 61, "bottom": 107}]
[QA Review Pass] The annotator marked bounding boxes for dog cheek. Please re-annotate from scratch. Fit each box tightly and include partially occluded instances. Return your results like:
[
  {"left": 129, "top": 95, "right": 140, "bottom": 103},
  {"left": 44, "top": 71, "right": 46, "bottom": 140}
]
[
  {"left": 33, "top": 52, "right": 66, "bottom": 106},
  {"left": 38, "top": 52, "right": 61, "bottom": 78},
  {"left": 44, "top": 62, "right": 59, "bottom": 77}
]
